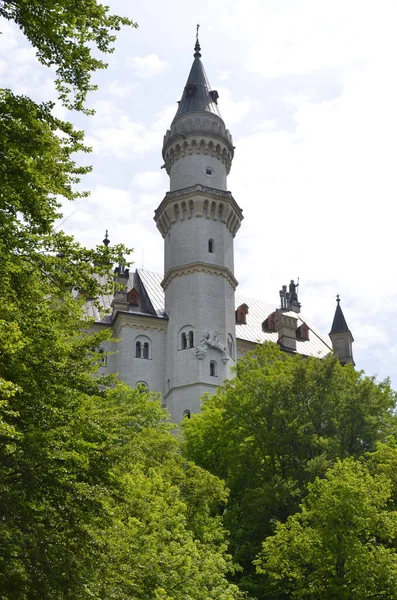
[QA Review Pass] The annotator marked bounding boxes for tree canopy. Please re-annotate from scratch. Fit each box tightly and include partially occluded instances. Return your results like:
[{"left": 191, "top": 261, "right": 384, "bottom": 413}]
[
  {"left": 0, "top": 0, "right": 136, "bottom": 111},
  {"left": 0, "top": 2, "right": 243, "bottom": 597},
  {"left": 0, "top": 381, "right": 243, "bottom": 598},
  {"left": 182, "top": 343, "right": 397, "bottom": 598},
  {"left": 256, "top": 455, "right": 397, "bottom": 599}
]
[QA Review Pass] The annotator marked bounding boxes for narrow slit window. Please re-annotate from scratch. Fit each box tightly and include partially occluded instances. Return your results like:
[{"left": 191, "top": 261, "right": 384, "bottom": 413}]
[
  {"left": 143, "top": 342, "right": 149, "bottom": 359},
  {"left": 210, "top": 361, "right": 217, "bottom": 377},
  {"left": 189, "top": 331, "right": 194, "bottom": 348},
  {"left": 208, "top": 239, "right": 214, "bottom": 253},
  {"left": 135, "top": 341, "right": 141, "bottom": 358}
]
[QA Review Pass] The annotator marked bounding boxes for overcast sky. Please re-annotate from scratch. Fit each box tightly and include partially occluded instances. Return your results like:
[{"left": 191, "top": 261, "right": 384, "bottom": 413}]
[{"left": 1, "top": 0, "right": 396, "bottom": 387}]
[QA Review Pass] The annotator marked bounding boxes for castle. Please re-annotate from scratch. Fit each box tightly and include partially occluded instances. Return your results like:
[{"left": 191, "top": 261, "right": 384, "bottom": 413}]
[{"left": 88, "top": 37, "right": 354, "bottom": 423}]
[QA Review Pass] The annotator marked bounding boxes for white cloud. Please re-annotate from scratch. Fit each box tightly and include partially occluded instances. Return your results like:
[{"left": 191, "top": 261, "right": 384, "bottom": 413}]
[
  {"left": 127, "top": 53, "right": 170, "bottom": 78},
  {"left": 215, "top": 0, "right": 397, "bottom": 78},
  {"left": 217, "top": 87, "right": 251, "bottom": 125},
  {"left": 107, "top": 79, "right": 138, "bottom": 97},
  {"left": 230, "top": 30, "right": 397, "bottom": 385},
  {"left": 86, "top": 102, "right": 176, "bottom": 160},
  {"left": 132, "top": 171, "right": 164, "bottom": 191},
  {"left": 59, "top": 184, "right": 163, "bottom": 274}
]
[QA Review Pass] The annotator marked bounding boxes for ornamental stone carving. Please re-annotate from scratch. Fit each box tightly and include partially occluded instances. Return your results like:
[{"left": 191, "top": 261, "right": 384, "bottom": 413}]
[{"left": 195, "top": 329, "right": 229, "bottom": 363}]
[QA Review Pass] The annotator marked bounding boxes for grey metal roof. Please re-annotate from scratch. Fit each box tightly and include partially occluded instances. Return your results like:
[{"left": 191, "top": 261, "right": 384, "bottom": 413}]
[
  {"left": 83, "top": 269, "right": 332, "bottom": 358},
  {"left": 235, "top": 294, "right": 332, "bottom": 358},
  {"left": 137, "top": 269, "right": 332, "bottom": 358},
  {"left": 79, "top": 274, "right": 113, "bottom": 323},
  {"left": 136, "top": 269, "right": 167, "bottom": 317},
  {"left": 173, "top": 42, "right": 221, "bottom": 121}
]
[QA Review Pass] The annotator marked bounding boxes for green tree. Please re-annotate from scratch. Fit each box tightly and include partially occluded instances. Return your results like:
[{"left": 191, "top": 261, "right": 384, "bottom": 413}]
[
  {"left": 94, "top": 385, "right": 243, "bottom": 600},
  {"left": 0, "top": 0, "right": 136, "bottom": 111},
  {"left": 0, "top": 5, "right": 134, "bottom": 594},
  {"left": 256, "top": 457, "right": 397, "bottom": 599},
  {"left": 182, "top": 343, "right": 397, "bottom": 598},
  {"left": 0, "top": 376, "right": 244, "bottom": 598},
  {"left": 0, "top": 3, "right": 244, "bottom": 597}
]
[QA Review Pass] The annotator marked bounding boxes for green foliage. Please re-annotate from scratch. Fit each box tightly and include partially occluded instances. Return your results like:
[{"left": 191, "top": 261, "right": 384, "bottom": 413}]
[
  {"left": 0, "top": 0, "right": 136, "bottom": 112},
  {"left": 0, "top": 381, "right": 243, "bottom": 598},
  {"left": 256, "top": 457, "right": 397, "bottom": 599},
  {"left": 0, "top": 3, "right": 244, "bottom": 597},
  {"left": 182, "top": 343, "right": 397, "bottom": 597}
]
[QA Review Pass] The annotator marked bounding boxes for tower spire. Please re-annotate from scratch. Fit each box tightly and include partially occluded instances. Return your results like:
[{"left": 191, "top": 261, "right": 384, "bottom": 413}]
[
  {"left": 162, "top": 34, "right": 235, "bottom": 190},
  {"left": 329, "top": 295, "right": 355, "bottom": 366}
]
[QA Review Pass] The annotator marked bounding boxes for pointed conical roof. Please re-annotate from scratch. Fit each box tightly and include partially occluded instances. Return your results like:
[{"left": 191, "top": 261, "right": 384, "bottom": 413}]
[
  {"left": 330, "top": 296, "right": 351, "bottom": 335},
  {"left": 173, "top": 37, "right": 221, "bottom": 121}
]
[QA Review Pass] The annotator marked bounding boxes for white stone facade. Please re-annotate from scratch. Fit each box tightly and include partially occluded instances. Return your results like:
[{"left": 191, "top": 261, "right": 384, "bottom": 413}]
[{"left": 90, "top": 45, "right": 342, "bottom": 423}]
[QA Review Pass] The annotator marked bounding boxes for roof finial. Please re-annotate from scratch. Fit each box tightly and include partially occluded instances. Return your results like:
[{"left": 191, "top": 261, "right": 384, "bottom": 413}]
[
  {"left": 336, "top": 293, "right": 340, "bottom": 304},
  {"left": 194, "top": 24, "right": 201, "bottom": 58},
  {"left": 103, "top": 230, "right": 110, "bottom": 246}
]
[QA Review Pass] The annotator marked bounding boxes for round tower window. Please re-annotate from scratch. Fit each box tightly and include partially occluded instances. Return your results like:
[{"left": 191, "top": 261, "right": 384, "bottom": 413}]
[{"left": 205, "top": 166, "right": 214, "bottom": 177}]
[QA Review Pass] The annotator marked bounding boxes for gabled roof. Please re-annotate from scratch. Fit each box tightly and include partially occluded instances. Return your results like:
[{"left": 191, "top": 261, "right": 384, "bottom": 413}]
[{"left": 173, "top": 40, "right": 221, "bottom": 121}]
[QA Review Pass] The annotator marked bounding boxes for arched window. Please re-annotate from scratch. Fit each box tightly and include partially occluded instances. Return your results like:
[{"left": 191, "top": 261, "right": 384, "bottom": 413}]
[
  {"left": 208, "top": 238, "right": 214, "bottom": 253},
  {"left": 136, "top": 381, "right": 149, "bottom": 392},
  {"left": 210, "top": 361, "right": 217, "bottom": 377},
  {"left": 179, "top": 326, "right": 194, "bottom": 350},
  {"left": 98, "top": 348, "right": 107, "bottom": 366},
  {"left": 135, "top": 335, "right": 151, "bottom": 359},
  {"left": 181, "top": 332, "right": 187, "bottom": 349},
  {"left": 183, "top": 409, "right": 191, "bottom": 419}
]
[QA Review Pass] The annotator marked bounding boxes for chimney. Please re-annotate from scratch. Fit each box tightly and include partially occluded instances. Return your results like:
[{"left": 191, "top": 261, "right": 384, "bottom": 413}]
[{"left": 275, "top": 309, "right": 298, "bottom": 352}]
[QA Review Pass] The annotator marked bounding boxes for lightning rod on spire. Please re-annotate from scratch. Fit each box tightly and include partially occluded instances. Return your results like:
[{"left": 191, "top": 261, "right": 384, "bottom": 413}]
[{"left": 194, "top": 24, "right": 201, "bottom": 57}]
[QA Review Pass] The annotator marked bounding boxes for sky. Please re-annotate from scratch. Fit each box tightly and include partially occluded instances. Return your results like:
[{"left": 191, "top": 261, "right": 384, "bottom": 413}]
[{"left": 1, "top": 0, "right": 396, "bottom": 387}]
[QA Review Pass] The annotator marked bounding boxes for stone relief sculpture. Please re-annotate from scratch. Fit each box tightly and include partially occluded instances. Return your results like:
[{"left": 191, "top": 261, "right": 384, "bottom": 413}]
[{"left": 195, "top": 329, "right": 229, "bottom": 363}]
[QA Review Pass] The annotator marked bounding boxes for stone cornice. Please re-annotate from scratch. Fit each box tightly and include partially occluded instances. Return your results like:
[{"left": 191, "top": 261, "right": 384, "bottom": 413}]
[
  {"left": 112, "top": 312, "right": 168, "bottom": 336},
  {"left": 163, "top": 132, "right": 234, "bottom": 174},
  {"left": 162, "top": 262, "right": 239, "bottom": 291},
  {"left": 162, "top": 112, "right": 234, "bottom": 175},
  {"left": 154, "top": 184, "right": 243, "bottom": 238},
  {"left": 166, "top": 184, "right": 234, "bottom": 201},
  {"left": 163, "top": 381, "right": 218, "bottom": 401}
]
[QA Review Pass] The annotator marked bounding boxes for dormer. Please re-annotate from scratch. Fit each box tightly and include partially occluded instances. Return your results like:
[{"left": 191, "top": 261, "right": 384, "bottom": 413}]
[
  {"left": 296, "top": 322, "right": 310, "bottom": 341},
  {"left": 127, "top": 288, "right": 140, "bottom": 307},
  {"left": 262, "top": 312, "right": 276, "bottom": 333},
  {"left": 236, "top": 303, "right": 249, "bottom": 325}
]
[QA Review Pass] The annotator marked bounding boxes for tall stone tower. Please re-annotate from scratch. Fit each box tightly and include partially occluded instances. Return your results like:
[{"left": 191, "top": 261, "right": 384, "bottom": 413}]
[{"left": 154, "top": 36, "right": 243, "bottom": 422}]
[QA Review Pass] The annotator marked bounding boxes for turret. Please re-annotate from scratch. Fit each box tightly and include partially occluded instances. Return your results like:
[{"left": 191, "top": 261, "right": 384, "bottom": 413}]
[
  {"left": 329, "top": 295, "right": 355, "bottom": 366},
  {"left": 154, "top": 31, "right": 243, "bottom": 421}
]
